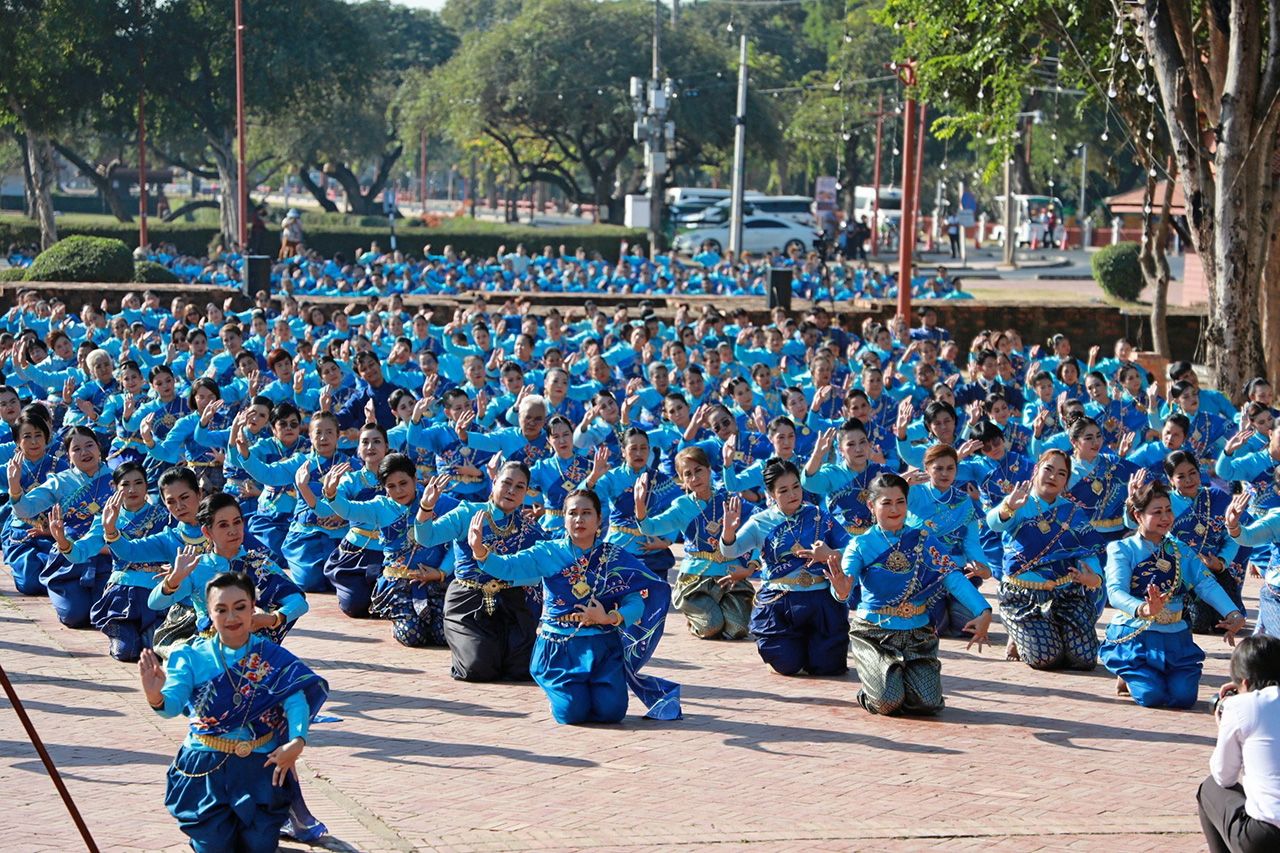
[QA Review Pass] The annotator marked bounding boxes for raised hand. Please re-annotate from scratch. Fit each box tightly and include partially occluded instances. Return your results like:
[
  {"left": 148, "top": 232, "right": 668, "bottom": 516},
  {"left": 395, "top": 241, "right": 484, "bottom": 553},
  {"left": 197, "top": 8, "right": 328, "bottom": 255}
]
[
  {"left": 292, "top": 459, "right": 313, "bottom": 494},
  {"left": 1117, "top": 430, "right": 1137, "bottom": 458},
  {"left": 160, "top": 546, "right": 201, "bottom": 593},
  {"left": 138, "top": 649, "right": 167, "bottom": 707},
  {"left": 588, "top": 445, "right": 610, "bottom": 484},
  {"left": 1223, "top": 427, "right": 1256, "bottom": 456},
  {"left": 453, "top": 409, "right": 475, "bottom": 441},
  {"left": 467, "top": 511, "right": 489, "bottom": 560},
  {"left": 794, "top": 540, "right": 838, "bottom": 566},
  {"left": 823, "top": 553, "right": 853, "bottom": 601},
  {"left": 364, "top": 398, "right": 377, "bottom": 425},
  {"left": 101, "top": 490, "right": 125, "bottom": 538},
  {"left": 6, "top": 453, "right": 22, "bottom": 496},
  {"left": 1126, "top": 467, "right": 1148, "bottom": 496},
  {"left": 721, "top": 495, "right": 742, "bottom": 540},
  {"left": 633, "top": 472, "right": 650, "bottom": 519},
  {"left": 1224, "top": 491, "right": 1250, "bottom": 532},
  {"left": 1067, "top": 563, "right": 1102, "bottom": 590},
  {"left": 1138, "top": 582, "right": 1170, "bottom": 619},
  {"left": 721, "top": 433, "right": 737, "bottom": 468},
  {"left": 199, "top": 398, "right": 224, "bottom": 427},
  {"left": 957, "top": 438, "right": 983, "bottom": 459},
  {"left": 1005, "top": 480, "right": 1031, "bottom": 512}
]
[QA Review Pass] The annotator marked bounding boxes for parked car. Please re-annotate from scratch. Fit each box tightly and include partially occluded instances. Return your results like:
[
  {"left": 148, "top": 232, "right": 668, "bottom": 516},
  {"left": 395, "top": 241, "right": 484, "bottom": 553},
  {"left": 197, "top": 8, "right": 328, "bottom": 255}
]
[{"left": 672, "top": 215, "right": 819, "bottom": 256}]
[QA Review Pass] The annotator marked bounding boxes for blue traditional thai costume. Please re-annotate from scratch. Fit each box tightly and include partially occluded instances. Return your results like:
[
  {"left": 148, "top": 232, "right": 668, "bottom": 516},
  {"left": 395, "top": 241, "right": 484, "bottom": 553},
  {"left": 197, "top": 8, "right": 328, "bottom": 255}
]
[
  {"left": 414, "top": 501, "right": 549, "bottom": 681},
  {"left": 1, "top": 450, "right": 58, "bottom": 595},
  {"left": 1229, "top": 510, "right": 1280, "bottom": 636},
  {"left": 240, "top": 450, "right": 353, "bottom": 592},
  {"left": 986, "top": 493, "right": 1106, "bottom": 670},
  {"left": 1165, "top": 487, "right": 1247, "bottom": 633},
  {"left": 478, "top": 539, "right": 681, "bottom": 723},
  {"left": 906, "top": 482, "right": 988, "bottom": 638},
  {"left": 14, "top": 465, "right": 114, "bottom": 627},
  {"left": 153, "top": 634, "right": 328, "bottom": 852},
  {"left": 231, "top": 435, "right": 308, "bottom": 557},
  {"left": 78, "top": 499, "right": 173, "bottom": 660},
  {"left": 333, "top": 493, "right": 460, "bottom": 647},
  {"left": 1066, "top": 449, "right": 1136, "bottom": 616},
  {"left": 1100, "top": 535, "right": 1243, "bottom": 708},
  {"left": 836, "top": 525, "right": 991, "bottom": 715},
  {"left": 317, "top": 467, "right": 384, "bottom": 617},
  {"left": 588, "top": 464, "right": 682, "bottom": 577},
  {"left": 965, "top": 448, "right": 1036, "bottom": 566},
  {"left": 721, "top": 504, "right": 852, "bottom": 675},
  {"left": 801, "top": 460, "right": 886, "bottom": 537},
  {"left": 148, "top": 547, "right": 309, "bottom": 647},
  {"left": 529, "top": 451, "right": 595, "bottom": 533},
  {"left": 639, "top": 489, "right": 756, "bottom": 640}
]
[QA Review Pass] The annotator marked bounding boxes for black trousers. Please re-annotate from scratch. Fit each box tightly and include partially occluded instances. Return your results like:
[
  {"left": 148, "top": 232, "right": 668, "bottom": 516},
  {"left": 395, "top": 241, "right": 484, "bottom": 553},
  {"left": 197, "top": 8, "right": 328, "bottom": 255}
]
[
  {"left": 442, "top": 584, "right": 537, "bottom": 682},
  {"left": 1198, "top": 775, "right": 1280, "bottom": 853}
]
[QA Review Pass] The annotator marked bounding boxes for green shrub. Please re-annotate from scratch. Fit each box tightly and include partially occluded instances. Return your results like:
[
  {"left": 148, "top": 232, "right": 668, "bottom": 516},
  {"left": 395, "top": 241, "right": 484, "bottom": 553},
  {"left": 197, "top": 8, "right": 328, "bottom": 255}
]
[
  {"left": 0, "top": 267, "right": 27, "bottom": 282},
  {"left": 134, "top": 259, "right": 180, "bottom": 283},
  {"left": 0, "top": 215, "right": 645, "bottom": 263},
  {"left": 1092, "top": 241, "right": 1143, "bottom": 302},
  {"left": 25, "top": 235, "right": 135, "bottom": 282}
]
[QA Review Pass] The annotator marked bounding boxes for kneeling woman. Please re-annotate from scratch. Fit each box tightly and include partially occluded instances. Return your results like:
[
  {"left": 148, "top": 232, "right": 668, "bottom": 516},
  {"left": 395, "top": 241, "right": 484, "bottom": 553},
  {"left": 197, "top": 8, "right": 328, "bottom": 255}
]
[
  {"left": 1101, "top": 482, "right": 1246, "bottom": 708},
  {"left": 139, "top": 572, "right": 328, "bottom": 853},
  {"left": 986, "top": 450, "right": 1106, "bottom": 671},
  {"left": 719, "top": 459, "right": 852, "bottom": 676},
  {"left": 828, "top": 473, "right": 993, "bottom": 715},
  {"left": 469, "top": 489, "right": 680, "bottom": 723},
  {"left": 328, "top": 453, "right": 458, "bottom": 647}
]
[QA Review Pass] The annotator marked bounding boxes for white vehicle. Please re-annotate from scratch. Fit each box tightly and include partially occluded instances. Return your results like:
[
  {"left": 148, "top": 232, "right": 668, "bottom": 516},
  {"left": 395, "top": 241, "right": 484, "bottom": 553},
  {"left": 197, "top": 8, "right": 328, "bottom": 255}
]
[
  {"left": 990, "top": 194, "right": 1066, "bottom": 247},
  {"left": 672, "top": 215, "right": 818, "bottom": 256},
  {"left": 665, "top": 187, "right": 731, "bottom": 207},
  {"left": 852, "top": 185, "right": 903, "bottom": 229},
  {"left": 681, "top": 194, "right": 814, "bottom": 228}
]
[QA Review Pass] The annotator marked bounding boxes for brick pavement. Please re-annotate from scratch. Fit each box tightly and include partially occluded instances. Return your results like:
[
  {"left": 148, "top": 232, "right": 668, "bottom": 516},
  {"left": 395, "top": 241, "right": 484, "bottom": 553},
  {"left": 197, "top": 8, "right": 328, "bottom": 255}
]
[{"left": 0, "top": 567, "right": 1236, "bottom": 852}]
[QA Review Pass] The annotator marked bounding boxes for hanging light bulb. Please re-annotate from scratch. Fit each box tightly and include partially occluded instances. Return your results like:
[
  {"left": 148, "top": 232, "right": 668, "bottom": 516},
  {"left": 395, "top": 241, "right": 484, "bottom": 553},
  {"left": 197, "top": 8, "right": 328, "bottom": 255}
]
[
  {"left": 1149, "top": 166, "right": 1157, "bottom": 176},
  {"left": 1150, "top": 15, "right": 1158, "bottom": 29},
  {"left": 1146, "top": 128, "right": 1155, "bottom": 140},
  {"left": 1146, "top": 92, "right": 1157, "bottom": 103},
  {"left": 893, "top": 147, "right": 900, "bottom": 155},
  {"left": 1108, "top": 83, "right": 1118, "bottom": 98},
  {"left": 1120, "top": 48, "right": 1130, "bottom": 63},
  {"left": 1136, "top": 56, "right": 1146, "bottom": 70},
  {"left": 1137, "top": 83, "right": 1147, "bottom": 96},
  {"left": 940, "top": 161, "right": 948, "bottom": 170},
  {"left": 1101, "top": 131, "right": 1109, "bottom": 141},
  {"left": 977, "top": 89, "right": 985, "bottom": 99},
  {"left": 833, "top": 80, "right": 842, "bottom": 92},
  {"left": 1115, "top": 21, "right": 1124, "bottom": 35}
]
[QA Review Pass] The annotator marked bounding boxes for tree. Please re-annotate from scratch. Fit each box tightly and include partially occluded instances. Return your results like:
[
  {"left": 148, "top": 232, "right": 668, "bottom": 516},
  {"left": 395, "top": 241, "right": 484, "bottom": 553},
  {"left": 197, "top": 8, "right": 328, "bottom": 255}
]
[
  {"left": 881, "top": 0, "right": 1280, "bottom": 397},
  {"left": 0, "top": 0, "right": 134, "bottom": 248},
  {"left": 144, "top": 0, "right": 371, "bottom": 247},
  {"left": 401, "top": 0, "right": 768, "bottom": 223}
]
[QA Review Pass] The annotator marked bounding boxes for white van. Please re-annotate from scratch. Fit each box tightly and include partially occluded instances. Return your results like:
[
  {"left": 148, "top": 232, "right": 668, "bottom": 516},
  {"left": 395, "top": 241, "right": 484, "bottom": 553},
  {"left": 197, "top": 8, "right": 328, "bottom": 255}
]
[
  {"left": 682, "top": 194, "right": 814, "bottom": 228},
  {"left": 852, "top": 186, "right": 903, "bottom": 228},
  {"left": 665, "top": 187, "right": 730, "bottom": 206}
]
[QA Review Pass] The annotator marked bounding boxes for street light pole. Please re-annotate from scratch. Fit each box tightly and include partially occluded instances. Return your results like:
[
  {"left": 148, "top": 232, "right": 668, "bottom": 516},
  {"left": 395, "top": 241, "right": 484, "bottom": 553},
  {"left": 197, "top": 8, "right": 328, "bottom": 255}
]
[
  {"left": 728, "top": 33, "right": 748, "bottom": 257},
  {"left": 871, "top": 93, "right": 884, "bottom": 255},
  {"left": 1078, "top": 142, "right": 1087, "bottom": 226},
  {"left": 234, "top": 0, "right": 247, "bottom": 253},
  {"left": 136, "top": 0, "right": 147, "bottom": 251},
  {"left": 896, "top": 62, "right": 918, "bottom": 326}
]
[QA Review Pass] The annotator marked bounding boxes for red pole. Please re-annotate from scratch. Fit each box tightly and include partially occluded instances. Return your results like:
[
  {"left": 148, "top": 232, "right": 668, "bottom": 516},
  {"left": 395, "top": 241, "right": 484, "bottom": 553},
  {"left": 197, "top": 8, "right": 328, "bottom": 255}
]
[
  {"left": 136, "top": 0, "right": 147, "bottom": 250},
  {"left": 871, "top": 93, "right": 883, "bottom": 256},
  {"left": 913, "top": 100, "right": 926, "bottom": 246},
  {"left": 896, "top": 63, "right": 918, "bottom": 326},
  {"left": 234, "top": 0, "right": 247, "bottom": 253}
]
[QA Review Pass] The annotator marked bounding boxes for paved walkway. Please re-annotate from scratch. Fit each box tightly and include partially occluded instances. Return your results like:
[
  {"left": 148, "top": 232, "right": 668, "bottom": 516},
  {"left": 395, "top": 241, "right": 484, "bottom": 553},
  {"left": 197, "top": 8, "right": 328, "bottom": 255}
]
[{"left": 1, "top": 566, "right": 1234, "bottom": 852}]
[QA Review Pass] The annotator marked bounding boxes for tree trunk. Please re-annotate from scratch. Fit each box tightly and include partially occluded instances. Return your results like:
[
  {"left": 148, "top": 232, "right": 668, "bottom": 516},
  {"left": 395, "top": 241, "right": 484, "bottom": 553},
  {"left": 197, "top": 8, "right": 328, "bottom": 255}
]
[
  {"left": 1140, "top": 165, "right": 1177, "bottom": 357},
  {"left": 297, "top": 166, "right": 339, "bottom": 213},
  {"left": 12, "top": 131, "right": 36, "bottom": 219},
  {"left": 24, "top": 127, "right": 59, "bottom": 249},
  {"left": 52, "top": 142, "right": 133, "bottom": 223},
  {"left": 207, "top": 131, "right": 241, "bottom": 252},
  {"left": 1260, "top": 226, "right": 1280, "bottom": 390}
]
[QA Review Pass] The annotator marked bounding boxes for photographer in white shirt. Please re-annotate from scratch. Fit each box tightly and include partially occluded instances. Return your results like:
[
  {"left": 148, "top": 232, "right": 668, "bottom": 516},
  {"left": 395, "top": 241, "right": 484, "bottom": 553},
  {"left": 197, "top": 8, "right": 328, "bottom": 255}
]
[{"left": 1199, "top": 635, "right": 1280, "bottom": 852}]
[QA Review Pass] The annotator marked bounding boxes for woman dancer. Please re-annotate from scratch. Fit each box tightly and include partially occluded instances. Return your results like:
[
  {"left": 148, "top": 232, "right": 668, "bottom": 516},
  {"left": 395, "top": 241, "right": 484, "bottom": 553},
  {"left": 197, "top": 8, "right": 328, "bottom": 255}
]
[
  {"left": 468, "top": 489, "right": 680, "bottom": 723},
  {"left": 827, "top": 473, "right": 992, "bottom": 715},
  {"left": 2, "top": 410, "right": 58, "bottom": 595},
  {"left": 987, "top": 450, "right": 1106, "bottom": 670},
  {"left": 719, "top": 459, "right": 852, "bottom": 676},
  {"left": 139, "top": 572, "right": 328, "bottom": 851}
]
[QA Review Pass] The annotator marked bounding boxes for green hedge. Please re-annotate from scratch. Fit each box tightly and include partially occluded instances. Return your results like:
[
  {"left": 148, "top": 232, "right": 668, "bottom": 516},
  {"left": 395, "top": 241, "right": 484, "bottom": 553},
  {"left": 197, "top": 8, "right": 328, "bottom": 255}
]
[
  {"left": 0, "top": 215, "right": 645, "bottom": 262},
  {"left": 0, "top": 267, "right": 27, "bottom": 282},
  {"left": 25, "top": 235, "right": 136, "bottom": 283},
  {"left": 134, "top": 259, "right": 180, "bottom": 283},
  {"left": 1092, "top": 241, "right": 1144, "bottom": 302}
]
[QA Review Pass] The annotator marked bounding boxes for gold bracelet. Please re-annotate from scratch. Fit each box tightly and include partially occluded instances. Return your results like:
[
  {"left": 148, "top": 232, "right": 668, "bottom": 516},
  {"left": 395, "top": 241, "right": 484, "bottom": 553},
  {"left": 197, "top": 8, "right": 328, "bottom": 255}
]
[{"left": 104, "top": 529, "right": 121, "bottom": 543}]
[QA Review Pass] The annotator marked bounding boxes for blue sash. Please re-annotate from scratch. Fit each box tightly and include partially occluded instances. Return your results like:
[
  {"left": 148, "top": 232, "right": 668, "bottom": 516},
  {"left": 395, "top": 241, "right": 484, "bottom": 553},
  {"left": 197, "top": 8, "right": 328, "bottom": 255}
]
[
  {"left": 858, "top": 528, "right": 951, "bottom": 613},
  {"left": 1003, "top": 500, "right": 1103, "bottom": 580},
  {"left": 185, "top": 636, "right": 328, "bottom": 742}
]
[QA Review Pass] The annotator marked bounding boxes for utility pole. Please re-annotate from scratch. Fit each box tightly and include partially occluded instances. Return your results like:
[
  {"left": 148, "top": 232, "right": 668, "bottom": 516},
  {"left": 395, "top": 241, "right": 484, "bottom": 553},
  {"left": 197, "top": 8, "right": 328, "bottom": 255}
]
[
  {"left": 234, "top": 0, "right": 247, "bottom": 252},
  {"left": 629, "top": 0, "right": 674, "bottom": 259},
  {"left": 419, "top": 129, "right": 427, "bottom": 213},
  {"left": 135, "top": 0, "right": 147, "bottom": 250},
  {"left": 1077, "top": 142, "right": 1087, "bottom": 226},
  {"left": 871, "top": 93, "right": 884, "bottom": 255},
  {"left": 728, "top": 33, "right": 748, "bottom": 257},
  {"left": 896, "top": 62, "right": 919, "bottom": 325},
  {"left": 913, "top": 101, "right": 927, "bottom": 236},
  {"left": 1002, "top": 153, "right": 1016, "bottom": 268}
]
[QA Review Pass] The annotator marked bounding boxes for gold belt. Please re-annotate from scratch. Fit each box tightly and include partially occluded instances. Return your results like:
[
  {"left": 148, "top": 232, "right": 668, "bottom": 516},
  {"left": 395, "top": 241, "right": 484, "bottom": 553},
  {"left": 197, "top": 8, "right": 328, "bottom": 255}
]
[
  {"left": 845, "top": 524, "right": 870, "bottom": 535},
  {"left": 453, "top": 473, "right": 482, "bottom": 484},
  {"left": 383, "top": 565, "right": 440, "bottom": 580},
  {"left": 610, "top": 524, "right": 644, "bottom": 536},
  {"left": 193, "top": 731, "right": 273, "bottom": 758},
  {"left": 1151, "top": 608, "right": 1184, "bottom": 624},
  {"left": 871, "top": 601, "right": 927, "bottom": 618},
  {"left": 542, "top": 508, "right": 564, "bottom": 516},
  {"left": 1004, "top": 575, "right": 1074, "bottom": 591},
  {"left": 455, "top": 577, "right": 512, "bottom": 615},
  {"left": 350, "top": 527, "right": 380, "bottom": 539},
  {"left": 189, "top": 460, "right": 220, "bottom": 468},
  {"left": 1092, "top": 518, "right": 1124, "bottom": 530},
  {"left": 768, "top": 571, "right": 826, "bottom": 587},
  {"left": 687, "top": 550, "right": 732, "bottom": 563}
]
